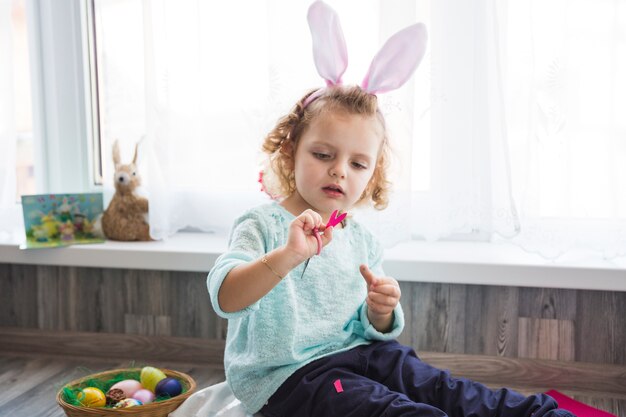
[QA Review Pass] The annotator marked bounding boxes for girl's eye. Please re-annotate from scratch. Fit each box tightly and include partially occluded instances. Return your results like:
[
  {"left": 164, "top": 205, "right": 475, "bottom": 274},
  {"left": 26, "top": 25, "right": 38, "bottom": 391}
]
[
  {"left": 313, "top": 152, "right": 331, "bottom": 160},
  {"left": 352, "top": 162, "right": 367, "bottom": 170}
]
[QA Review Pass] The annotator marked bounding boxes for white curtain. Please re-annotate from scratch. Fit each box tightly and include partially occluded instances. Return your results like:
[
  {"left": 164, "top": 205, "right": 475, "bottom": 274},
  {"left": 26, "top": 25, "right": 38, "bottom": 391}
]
[
  {"left": 366, "top": 0, "right": 626, "bottom": 263},
  {"left": 138, "top": 0, "right": 392, "bottom": 238},
  {"left": 127, "top": 0, "right": 625, "bottom": 262},
  {"left": 351, "top": 0, "right": 522, "bottom": 249},
  {"left": 501, "top": 0, "right": 626, "bottom": 260},
  {"left": 0, "top": 0, "right": 22, "bottom": 241}
]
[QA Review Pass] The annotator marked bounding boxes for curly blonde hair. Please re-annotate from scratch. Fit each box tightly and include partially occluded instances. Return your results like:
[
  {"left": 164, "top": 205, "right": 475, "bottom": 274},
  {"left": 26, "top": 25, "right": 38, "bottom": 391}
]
[{"left": 261, "top": 85, "right": 391, "bottom": 210}]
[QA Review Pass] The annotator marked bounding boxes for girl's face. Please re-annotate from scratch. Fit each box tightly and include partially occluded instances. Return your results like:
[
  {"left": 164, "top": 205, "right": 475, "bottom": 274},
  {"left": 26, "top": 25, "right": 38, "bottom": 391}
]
[{"left": 282, "top": 111, "right": 383, "bottom": 221}]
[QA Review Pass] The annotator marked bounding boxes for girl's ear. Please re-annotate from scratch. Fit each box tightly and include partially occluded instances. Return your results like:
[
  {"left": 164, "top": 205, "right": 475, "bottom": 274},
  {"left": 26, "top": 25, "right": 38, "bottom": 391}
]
[
  {"left": 362, "top": 174, "right": 376, "bottom": 200},
  {"left": 361, "top": 155, "right": 384, "bottom": 203},
  {"left": 280, "top": 140, "right": 295, "bottom": 169}
]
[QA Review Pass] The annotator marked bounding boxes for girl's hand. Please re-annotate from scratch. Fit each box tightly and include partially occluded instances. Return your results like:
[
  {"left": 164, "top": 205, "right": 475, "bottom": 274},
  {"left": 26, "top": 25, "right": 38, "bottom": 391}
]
[
  {"left": 286, "top": 209, "right": 334, "bottom": 263},
  {"left": 360, "top": 264, "right": 401, "bottom": 320}
]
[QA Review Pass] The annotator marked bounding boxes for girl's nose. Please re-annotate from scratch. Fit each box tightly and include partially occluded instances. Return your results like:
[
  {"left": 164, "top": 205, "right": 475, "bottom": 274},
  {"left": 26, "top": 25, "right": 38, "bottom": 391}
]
[{"left": 329, "top": 163, "right": 346, "bottom": 179}]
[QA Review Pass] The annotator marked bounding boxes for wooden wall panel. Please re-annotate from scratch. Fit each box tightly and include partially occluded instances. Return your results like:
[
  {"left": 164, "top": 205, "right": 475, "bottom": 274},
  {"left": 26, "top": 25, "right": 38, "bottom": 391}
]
[
  {"left": 410, "top": 282, "right": 448, "bottom": 352},
  {"left": 462, "top": 286, "right": 519, "bottom": 357},
  {"left": 100, "top": 268, "right": 127, "bottom": 333},
  {"left": 73, "top": 266, "right": 104, "bottom": 332},
  {"left": 169, "top": 271, "right": 216, "bottom": 339},
  {"left": 124, "top": 313, "right": 172, "bottom": 336},
  {"left": 406, "top": 283, "right": 467, "bottom": 354},
  {"left": 518, "top": 287, "right": 577, "bottom": 320},
  {"left": 518, "top": 318, "right": 575, "bottom": 361},
  {"left": 123, "top": 269, "right": 171, "bottom": 316},
  {"left": 446, "top": 284, "right": 468, "bottom": 354},
  {"left": 0, "top": 264, "right": 38, "bottom": 328},
  {"left": 1, "top": 262, "right": 625, "bottom": 367},
  {"left": 486, "top": 286, "right": 519, "bottom": 358},
  {"left": 462, "top": 285, "right": 485, "bottom": 354},
  {"left": 396, "top": 281, "right": 413, "bottom": 347},
  {"left": 36, "top": 265, "right": 68, "bottom": 330},
  {"left": 576, "top": 290, "right": 626, "bottom": 365},
  {"left": 0, "top": 264, "right": 9, "bottom": 326}
]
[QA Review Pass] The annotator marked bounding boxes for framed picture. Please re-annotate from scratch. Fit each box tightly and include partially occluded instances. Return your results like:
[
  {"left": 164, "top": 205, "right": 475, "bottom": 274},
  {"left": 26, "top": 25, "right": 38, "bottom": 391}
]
[{"left": 21, "top": 193, "right": 105, "bottom": 249}]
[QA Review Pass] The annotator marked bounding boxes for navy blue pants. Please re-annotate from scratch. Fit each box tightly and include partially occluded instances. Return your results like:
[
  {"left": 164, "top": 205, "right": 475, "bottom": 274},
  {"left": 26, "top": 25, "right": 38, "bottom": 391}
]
[{"left": 261, "top": 341, "right": 576, "bottom": 417}]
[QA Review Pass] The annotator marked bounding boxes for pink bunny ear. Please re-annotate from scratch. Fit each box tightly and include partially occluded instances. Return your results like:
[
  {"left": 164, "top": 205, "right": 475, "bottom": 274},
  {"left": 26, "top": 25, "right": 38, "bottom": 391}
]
[
  {"left": 307, "top": 0, "right": 348, "bottom": 86},
  {"left": 361, "top": 23, "right": 428, "bottom": 95}
]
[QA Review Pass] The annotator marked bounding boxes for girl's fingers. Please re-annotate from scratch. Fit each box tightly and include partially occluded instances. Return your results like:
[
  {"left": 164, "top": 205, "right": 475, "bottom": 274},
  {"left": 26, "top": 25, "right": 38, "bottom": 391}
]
[
  {"left": 303, "top": 213, "right": 316, "bottom": 231},
  {"left": 368, "top": 292, "right": 399, "bottom": 307},
  {"left": 370, "top": 283, "right": 401, "bottom": 298},
  {"left": 298, "top": 211, "right": 328, "bottom": 256},
  {"left": 301, "top": 209, "right": 324, "bottom": 230},
  {"left": 321, "top": 226, "right": 333, "bottom": 246},
  {"left": 314, "top": 229, "right": 322, "bottom": 255},
  {"left": 366, "top": 297, "right": 394, "bottom": 314},
  {"left": 359, "top": 264, "right": 376, "bottom": 287}
]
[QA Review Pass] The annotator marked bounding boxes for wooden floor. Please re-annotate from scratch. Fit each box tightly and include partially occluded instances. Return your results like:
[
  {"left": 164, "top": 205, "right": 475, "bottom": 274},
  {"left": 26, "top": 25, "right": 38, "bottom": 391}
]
[{"left": 1, "top": 353, "right": 624, "bottom": 417}]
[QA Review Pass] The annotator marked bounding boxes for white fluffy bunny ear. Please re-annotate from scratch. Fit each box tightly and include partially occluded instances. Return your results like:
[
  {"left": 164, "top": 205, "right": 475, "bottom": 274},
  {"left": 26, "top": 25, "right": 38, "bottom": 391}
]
[
  {"left": 307, "top": 0, "right": 348, "bottom": 86},
  {"left": 361, "top": 23, "right": 428, "bottom": 94}
]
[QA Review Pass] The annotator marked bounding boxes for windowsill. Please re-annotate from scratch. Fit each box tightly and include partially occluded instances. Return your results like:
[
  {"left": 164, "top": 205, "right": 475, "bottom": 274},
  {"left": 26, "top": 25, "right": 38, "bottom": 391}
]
[{"left": 0, "top": 233, "right": 624, "bottom": 292}]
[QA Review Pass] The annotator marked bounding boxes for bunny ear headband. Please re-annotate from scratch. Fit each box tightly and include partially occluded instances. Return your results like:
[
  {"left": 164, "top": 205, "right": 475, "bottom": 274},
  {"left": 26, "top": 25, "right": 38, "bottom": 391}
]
[{"left": 303, "top": 0, "right": 428, "bottom": 107}]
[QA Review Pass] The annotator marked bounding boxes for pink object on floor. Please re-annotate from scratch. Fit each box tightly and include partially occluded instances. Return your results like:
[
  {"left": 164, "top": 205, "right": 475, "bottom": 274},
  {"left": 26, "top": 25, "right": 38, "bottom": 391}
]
[
  {"left": 333, "top": 379, "right": 343, "bottom": 393},
  {"left": 546, "top": 390, "right": 617, "bottom": 417}
]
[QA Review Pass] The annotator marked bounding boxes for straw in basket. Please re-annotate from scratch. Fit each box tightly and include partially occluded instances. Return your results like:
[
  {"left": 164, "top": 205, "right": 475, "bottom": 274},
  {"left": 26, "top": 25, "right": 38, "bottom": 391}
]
[{"left": 56, "top": 368, "right": 196, "bottom": 417}]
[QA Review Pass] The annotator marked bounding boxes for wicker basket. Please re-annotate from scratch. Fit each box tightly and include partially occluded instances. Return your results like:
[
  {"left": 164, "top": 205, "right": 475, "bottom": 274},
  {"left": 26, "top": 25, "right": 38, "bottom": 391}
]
[{"left": 56, "top": 368, "right": 196, "bottom": 417}]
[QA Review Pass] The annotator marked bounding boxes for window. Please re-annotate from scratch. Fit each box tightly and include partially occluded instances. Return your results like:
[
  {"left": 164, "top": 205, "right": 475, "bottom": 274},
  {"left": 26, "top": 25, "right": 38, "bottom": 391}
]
[
  {"left": 404, "top": 0, "right": 626, "bottom": 254},
  {"left": 504, "top": 0, "right": 626, "bottom": 220},
  {"left": 22, "top": 0, "right": 624, "bottom": 259},
  {"left": 89, "top": 0, "right": 381, "bottom": 195},
  {"left": 25, "top": 0, "right": 95, "bottom": 194},
  {"left": 88, "top": 0, "right": 385, "bottom": 238},
  {"left": 12, "top": 0, "right": 35, "bottom": 199},
  {"left": 90, "top": 0, "right": 146, "bottom": 185}
]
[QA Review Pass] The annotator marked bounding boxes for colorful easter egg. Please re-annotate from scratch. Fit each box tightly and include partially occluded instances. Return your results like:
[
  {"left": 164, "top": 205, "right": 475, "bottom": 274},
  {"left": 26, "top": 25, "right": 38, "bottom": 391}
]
[
  {"left": 109, "top": 379, "right": 143, "bottom": 398},
  {"left": 114, "top": 398, "right": 143, "bottom": 408},
  {"left": 132, "top": 388, "right": 155, "bottom": 404},
  {"left": 155, "top": 377, "right": 182, "bottom": 398},
  {"left": 140, "top": 366, "right": 167, "bottom": 392},
  {"left": 78, "top": 387, "right": 106, "bottom": 408},
  {"left": 105, "top": 388, "right": 126, "bottom": 405}
]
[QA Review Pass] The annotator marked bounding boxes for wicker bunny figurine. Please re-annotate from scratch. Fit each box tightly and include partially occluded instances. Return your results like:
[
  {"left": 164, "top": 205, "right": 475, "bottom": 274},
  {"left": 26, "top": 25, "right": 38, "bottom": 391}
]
[{"left": 102, "top": 140, "right": 152, "bottom": 241}]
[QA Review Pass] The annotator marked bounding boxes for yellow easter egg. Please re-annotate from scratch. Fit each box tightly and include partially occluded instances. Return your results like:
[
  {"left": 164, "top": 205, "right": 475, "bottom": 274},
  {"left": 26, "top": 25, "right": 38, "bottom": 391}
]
[
  {"left": 78, "top": 387, "right": 106, "bottom": 408},
  {"left": 140, "top": 366, "right": 167, "bottom": 392}
]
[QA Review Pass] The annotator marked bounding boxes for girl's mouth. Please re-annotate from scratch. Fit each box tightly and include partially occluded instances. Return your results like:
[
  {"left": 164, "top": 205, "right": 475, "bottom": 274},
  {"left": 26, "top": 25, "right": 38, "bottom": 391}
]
[{"left": 322, "top": 186, "right": 344, "bottom": 197}]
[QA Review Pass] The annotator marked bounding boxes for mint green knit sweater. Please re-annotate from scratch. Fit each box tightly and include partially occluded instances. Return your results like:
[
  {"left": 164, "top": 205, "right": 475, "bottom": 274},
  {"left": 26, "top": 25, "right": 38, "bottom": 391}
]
[{"left": 207, "top": 202, "right": 404, "bottom": 414}]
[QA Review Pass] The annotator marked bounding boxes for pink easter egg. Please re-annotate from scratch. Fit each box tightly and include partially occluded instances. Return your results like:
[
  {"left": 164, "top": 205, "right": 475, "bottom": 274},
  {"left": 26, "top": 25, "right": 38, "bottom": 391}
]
[
  {"left": 109, "top": 379, "right": 143, "bottom": 398},
  {"left": 132, "top": 388, "right": 155, "bottom": 404}
]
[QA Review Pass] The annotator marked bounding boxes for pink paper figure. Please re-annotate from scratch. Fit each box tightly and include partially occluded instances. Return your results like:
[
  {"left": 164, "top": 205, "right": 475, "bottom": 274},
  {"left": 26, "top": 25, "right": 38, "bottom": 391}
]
[
  {"left": 301, "top": 210, "right": 347, "bottom": 279},
  {"left": 313, "top": 209, "right": 346, "bottom": 255}
]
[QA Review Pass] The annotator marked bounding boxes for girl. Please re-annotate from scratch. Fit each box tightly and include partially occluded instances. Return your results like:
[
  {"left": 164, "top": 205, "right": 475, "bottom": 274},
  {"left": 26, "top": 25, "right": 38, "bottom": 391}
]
[{"left": 207, "top": 2, "right": 575, "bottom": 416}]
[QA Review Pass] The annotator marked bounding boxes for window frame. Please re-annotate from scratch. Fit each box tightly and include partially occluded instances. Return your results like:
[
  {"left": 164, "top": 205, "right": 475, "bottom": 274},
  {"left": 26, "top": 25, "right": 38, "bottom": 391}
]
[{"left": 26, "top": 0, "right": 99, "bottom": 194}]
